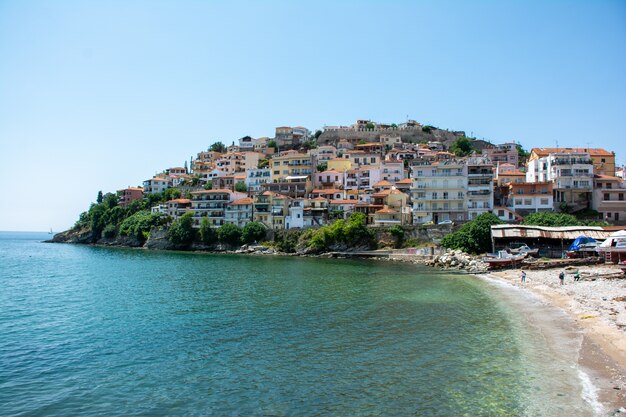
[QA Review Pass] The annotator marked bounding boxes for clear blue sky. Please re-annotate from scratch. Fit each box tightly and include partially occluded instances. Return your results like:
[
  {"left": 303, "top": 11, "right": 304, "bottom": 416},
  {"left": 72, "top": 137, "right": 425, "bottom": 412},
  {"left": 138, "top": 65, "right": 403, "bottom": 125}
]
[{"left": 1, "top": 0, "right": 625, "bottom": 232}]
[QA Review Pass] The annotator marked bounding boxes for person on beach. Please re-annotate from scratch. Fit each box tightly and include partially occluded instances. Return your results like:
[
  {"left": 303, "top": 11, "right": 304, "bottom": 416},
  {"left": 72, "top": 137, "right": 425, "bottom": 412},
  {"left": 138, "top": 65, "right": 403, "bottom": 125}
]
[
  {"left": 521, "top": 270, "right": 526, "bottom": 283},
  {"left": 559, "top": 271, "right": 565, "bottom": 285},
  {"left": 574, "top": 271, "right": 581, "bottom": 282}
]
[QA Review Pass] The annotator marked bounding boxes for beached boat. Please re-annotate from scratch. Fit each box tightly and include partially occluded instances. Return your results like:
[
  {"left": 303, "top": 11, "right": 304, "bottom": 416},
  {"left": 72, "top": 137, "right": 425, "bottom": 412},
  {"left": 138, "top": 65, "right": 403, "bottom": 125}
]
[
  {"left": 482, "top": 250, "right": 526, "bottom": 269},
  {"left": 508, "top": 244, "right": 539, "bottom": 257},
  {"left": 596, "top": 230, "right": 626, "bottom": 263},
  {"left": 565, "top": 235, "right": 599, "bottom": 258}
]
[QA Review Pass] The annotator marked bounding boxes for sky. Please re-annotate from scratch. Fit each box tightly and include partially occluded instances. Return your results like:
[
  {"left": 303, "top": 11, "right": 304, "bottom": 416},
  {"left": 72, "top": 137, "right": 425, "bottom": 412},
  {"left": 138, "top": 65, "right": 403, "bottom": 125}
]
[{"left": 0, "top": 0, "right": 625, "bottom": 232}]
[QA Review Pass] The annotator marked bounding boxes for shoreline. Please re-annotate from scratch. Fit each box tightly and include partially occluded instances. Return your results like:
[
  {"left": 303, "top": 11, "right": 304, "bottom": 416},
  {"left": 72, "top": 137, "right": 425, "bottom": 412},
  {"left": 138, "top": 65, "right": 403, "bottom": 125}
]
[{"left": 477, "top": 267, "right": 626, "bottom": 414}]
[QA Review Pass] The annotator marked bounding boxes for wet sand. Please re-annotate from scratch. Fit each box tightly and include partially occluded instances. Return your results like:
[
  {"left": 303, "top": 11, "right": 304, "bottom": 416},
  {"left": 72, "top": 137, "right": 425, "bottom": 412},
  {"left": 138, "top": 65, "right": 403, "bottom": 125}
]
[{"left": 479, "top": 266, "right": 626, "bottom": 414}]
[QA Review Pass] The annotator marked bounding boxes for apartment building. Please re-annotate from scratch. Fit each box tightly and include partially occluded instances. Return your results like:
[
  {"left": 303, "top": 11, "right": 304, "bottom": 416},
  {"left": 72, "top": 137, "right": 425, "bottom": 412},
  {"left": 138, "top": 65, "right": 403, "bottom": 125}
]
[
  {"left": 505, "top": 182, "right": 553, "bottom": 216},
  {"left": 481, "top": 143, "right": 519, "bottom": 167},
  {"left": 143, "top": 177, "right": 171, "bottom": 194},
  {"left": 410, "top": 158, "right": 466, "bottom": 224},
  {"left": 529, "top": 147, "right": 615, "bottom": 176},
  {"left": 270, "top": 150, "right": 313, "bottom": 182},
  {"left": 466, "top": 156, "right": 494, "bottom": 220},
  {"left": 166, "top": 198, "right": 192, "bottom": 220},
  {"left": 246, "top": 168, "right": 272, "bottom": 193},
  {"left": 224, "top": 197, "right": 254, "bottom": 228},
  {"left": 190, "top": 189, "right": 246, "bottom": 227},
  {"left": 527, "top": 151, "right": 593, "bottom": 212},
  {"left": 117, "top": 187, "right": 144, "bottom": 207},
  {"left": 592, "top": 175, "right": 626, "bottom": 224}
]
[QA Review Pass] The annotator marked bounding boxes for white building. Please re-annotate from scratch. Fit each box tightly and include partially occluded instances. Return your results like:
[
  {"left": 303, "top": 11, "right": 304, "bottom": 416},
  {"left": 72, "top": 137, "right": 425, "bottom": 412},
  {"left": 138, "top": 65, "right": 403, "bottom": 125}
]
[
  {"left": 466, "top": 156, "right": 494, "bottom": 220},
  {"left": 246, "top": 168, "right": 272, "bottom": 193}
]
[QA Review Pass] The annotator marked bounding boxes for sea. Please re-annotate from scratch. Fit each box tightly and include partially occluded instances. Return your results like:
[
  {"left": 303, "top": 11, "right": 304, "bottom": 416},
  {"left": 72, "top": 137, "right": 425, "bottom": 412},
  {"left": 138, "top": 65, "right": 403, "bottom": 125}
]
[{"left": 0, "top": 231, "right": 603, "bottom": 416}]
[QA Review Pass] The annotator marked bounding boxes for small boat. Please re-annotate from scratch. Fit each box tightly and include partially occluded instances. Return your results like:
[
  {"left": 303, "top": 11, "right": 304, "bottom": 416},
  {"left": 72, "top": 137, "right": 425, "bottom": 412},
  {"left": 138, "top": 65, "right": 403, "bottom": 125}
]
[
  {"left": 508, "top": 244, "right": 539, "bottom": 257},
  {"left": 482, "top": 250, "right": 526, "bottom": 269},
  {"left": 565, "top": 235, "right": 598, "bottom": 258}
]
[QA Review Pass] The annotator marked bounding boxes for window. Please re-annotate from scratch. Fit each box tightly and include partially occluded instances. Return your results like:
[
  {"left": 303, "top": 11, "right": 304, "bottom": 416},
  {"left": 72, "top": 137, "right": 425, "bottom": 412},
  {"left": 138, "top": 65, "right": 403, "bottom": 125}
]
[
  {"left": 540, "top": 198, "right": 549, "bottom": 205},
  {"left": 607, "top": 183, "right": 612, "bottom": 189},
  {"left": 498, "top": 210, "right": 504, "bottom": 216},
  {"left": 524, "top": 199, "right": 531, "bottom": 205},
  {"left": 620, "top": 193, "right": 624, "bottom": 201},
  {"left": 607, "top": 212, "right": 612, "bottom": 218},
  {"left": 432, "top": 192, "right": 438, "bottom": 199},
  {"left": 604, "top": 193, "right": 610, "bottom": 201}
]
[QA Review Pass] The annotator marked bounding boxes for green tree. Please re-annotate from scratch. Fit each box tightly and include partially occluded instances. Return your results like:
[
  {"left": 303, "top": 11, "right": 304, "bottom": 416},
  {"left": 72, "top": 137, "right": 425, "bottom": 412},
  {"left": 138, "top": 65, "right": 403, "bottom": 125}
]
[
  {"left": 516, "top": 143, "right": 530, "bottom": 163},
  {"left": 204, "top": 180, "right": 213, "bottom": 190},
  {"left": 389, "top": 225, "right": 405, "bottom": 249},
  {"left": 314, "top": 130, "right": 323, "bottom": 139},
  {"left": 218, "top": 223, "right": 242, "bottom": 246},
  {"left": 302, "top": 140, "right": 317, "bottom": 150},
  {"left": 163, "top": 188, "right": 182, "bottom": 201},
  {"left": 199, "top": 217, "right": 217, "bottom": 245},
  {"left": 316, "top": 162, "right": 328, "bottom": 172},
  {"left": 258, "top": 159, "right": 269, "bottom": 169},
  {"left": 450, "top": 137, "right": 475, "bottom": 157},
  {"left": 422, "top": 125, "right": 434, "bottom": 134},
  {"left": 358, "top": 139, "right": 367, "bottom": 145},
  {"left": 168, "top": 212, "right": 196, "bottom": 245},
  {"left": 267, "top": 140, "right": 277, "bottom": 149},
  {"left": 521, "top": 212, "right": 581, "bottom": 227},
  {"left": 96, "top": 190, "right": 103, "bottom": 204},
  {"left": 119, "top": 211, "right": 164, "bottom": 242},
  {"left": 365, "top": 122, "right": 375, "bottom": 129},
  {"left": 441, "top": 213, "right": 503, "bottom": 254},
  {"left": 210, "top": 141, "right": 226, "bottom": 153},
  {"left": 234, "top": 182, "right": 247, "bottom": 193},
  {"left": 102, "top": 224, "right": 117, "bottom": 239},
  {"left": 241, "top": 221, "right": 267, "bottom": 244}
]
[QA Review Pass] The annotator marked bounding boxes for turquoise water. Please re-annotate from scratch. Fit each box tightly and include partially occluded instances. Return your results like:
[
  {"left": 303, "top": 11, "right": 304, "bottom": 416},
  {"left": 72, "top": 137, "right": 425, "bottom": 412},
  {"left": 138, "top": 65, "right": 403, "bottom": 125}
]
[{"left": 0, "top": 232, "right": 596, "bottom": 416}]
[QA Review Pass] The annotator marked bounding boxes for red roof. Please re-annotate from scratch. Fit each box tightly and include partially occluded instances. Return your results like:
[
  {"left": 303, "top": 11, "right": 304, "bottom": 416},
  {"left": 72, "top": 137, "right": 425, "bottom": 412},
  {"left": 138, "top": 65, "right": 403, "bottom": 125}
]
[
  {"left": 166, "top": 198, "right": 191, "bottom": 204},
  {"left": 531, "top": 147, "right": 613, "bottom": 157},
  {"left": 230, "top": 198, "right": 254, "bottom": 205}
]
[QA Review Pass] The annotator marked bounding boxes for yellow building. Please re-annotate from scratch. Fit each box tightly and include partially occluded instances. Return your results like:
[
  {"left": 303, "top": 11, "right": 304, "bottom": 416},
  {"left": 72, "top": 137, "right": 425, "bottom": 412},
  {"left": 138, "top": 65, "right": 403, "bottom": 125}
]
[
  {"left": 326, "top": 158, "right": 352, "bottom": 172},
  {"left": 270, "top": 150, "right": 313, "bottom": 181}
]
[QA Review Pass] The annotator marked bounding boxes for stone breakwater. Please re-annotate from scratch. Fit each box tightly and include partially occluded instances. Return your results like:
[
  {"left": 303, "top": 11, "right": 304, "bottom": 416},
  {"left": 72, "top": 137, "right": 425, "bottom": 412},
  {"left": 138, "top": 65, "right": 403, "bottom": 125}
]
[{"left": 386, "top": 249, "right": 489, "bottom": 273}]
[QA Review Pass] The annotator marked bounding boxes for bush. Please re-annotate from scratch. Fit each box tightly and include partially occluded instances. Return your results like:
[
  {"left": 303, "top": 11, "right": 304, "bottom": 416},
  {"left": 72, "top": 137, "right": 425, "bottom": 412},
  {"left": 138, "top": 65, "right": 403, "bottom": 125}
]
[
  {"left": 218, "top": 223, "right": 242, "bottom": 246},
  {"left": 389, "top": 225, "right": 405, "bottom": 249},
  {"left": 102, "top": 224, "right": 117, "bottom": 239},
  {"left": 302, "top": 212, "right": 376, "bottom": 252},
  {"left": 521, "top": 212, "right": 581, "bottom": 227},
  {"left": 168, "top": 212, "right": 196, "bottom": 245},
  {"left": 441, "top": 213, "right": 503, "bottom": 254},
  {"left": 119, "top": 211, "right": 164, "bottom": 242},
  {"left": 274, "top": 229, "right": 302, "bottom": 253},
  {"left": 241, "top": 222, "right": 267, "bottom": 244},
  {"left": 234, "top": 182, "right": 247, "bottom": 192},
  {"left": 199, "top": 217, "right": 217, "bottom": 245}
]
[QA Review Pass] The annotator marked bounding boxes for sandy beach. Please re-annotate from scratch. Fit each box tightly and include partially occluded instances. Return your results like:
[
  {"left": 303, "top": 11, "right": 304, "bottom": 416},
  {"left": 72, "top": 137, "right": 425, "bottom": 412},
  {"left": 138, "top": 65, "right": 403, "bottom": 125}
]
[{"left": 480, "top": 265, "right": 626, "bottom": 413}]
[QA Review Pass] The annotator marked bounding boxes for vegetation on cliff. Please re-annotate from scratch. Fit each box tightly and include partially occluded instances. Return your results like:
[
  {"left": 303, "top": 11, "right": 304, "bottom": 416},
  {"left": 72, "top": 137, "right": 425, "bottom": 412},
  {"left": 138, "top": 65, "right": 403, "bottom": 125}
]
[{"left": 441, "top": 213, "right": 504, "bottom": 254}]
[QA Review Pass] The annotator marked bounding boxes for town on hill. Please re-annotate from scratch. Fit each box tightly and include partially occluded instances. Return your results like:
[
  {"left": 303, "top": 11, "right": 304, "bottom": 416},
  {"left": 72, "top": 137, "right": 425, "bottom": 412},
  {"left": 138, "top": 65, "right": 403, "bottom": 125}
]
[{"left": 55, "top": 118, "right": 625, "bottom": 253}]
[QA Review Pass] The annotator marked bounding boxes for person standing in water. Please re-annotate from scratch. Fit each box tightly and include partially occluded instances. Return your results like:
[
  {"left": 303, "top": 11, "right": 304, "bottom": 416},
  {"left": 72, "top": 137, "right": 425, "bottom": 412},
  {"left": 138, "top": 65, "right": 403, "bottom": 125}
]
[
  {"left": 559, "top": 271, "right": 565, "bottom": 285},
  {"left": 521, "top": 270, "right": 526, "bottom": 283}
]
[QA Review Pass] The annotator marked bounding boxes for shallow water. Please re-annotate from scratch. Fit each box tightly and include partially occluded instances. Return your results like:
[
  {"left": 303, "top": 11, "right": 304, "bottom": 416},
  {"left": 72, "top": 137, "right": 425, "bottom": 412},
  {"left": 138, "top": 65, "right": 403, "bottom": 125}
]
[{"left": 0, "top": 232, "right": 597, "bottom": 416}]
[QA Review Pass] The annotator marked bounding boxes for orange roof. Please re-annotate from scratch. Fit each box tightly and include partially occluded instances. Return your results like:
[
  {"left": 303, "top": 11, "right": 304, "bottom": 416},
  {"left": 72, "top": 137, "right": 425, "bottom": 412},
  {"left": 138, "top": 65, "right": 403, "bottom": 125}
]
[
  {"left": 501, "top": 171, "right": 526, "bottom": 176},
  {"left": 395, "top": 178, "right": 412, "bottom": 184},
  {"left": 329, "top": 200, "right": 357, "bottom": 205},
  {"left": 191, "top": 188, "right": 232, "bottom": 194},
  {"left": 531, "top": 147, "right": 613, "bottom": 157},
  {"left": 594, "top": 175, "right": 622, "bottom": 181},
  {"left": 230, "top": 197, "right": 254, "bottom": 205},
  {"left": 376, "top": 208, "right": 398, "bottom": 214},
  {"left": 373, "top": 180, "right": 393, "bottom": 187},
  {"left": 320, "top": 169, "right": 341, "bottom": 174},
  {"left": 311, "top": 189, "right": 342, "bottom": 194},
  {"left": 166, "top": 198, "right": 191, "bottom": 204}
]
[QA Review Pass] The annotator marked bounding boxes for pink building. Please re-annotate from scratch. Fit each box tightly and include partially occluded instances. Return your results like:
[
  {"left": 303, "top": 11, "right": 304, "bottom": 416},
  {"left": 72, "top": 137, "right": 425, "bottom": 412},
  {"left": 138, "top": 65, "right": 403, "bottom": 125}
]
[{"left": 117, "top": 187, "right": 144, "bottom": 207}]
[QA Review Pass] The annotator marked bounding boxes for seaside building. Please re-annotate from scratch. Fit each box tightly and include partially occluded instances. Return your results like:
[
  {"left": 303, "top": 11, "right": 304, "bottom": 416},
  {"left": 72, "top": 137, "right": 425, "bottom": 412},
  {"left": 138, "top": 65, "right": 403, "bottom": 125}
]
[
  {"left": 190, "top": 189, "right": 246, "bottom": 227},
  {"left": 117, "top": 187, "right": 144, "bottom": 207},
  {"left": 166, "top": 198, "right": 192, "bottom": 220},
  {"left": 410, "top": 158, "right": 466, "bottom": 224},
  {"left": 504, "top": 182, "right": 553, "bottom": 217},
  {"left": 143, "top": 177, "right": 171, "bottom": 194},
  {"left": 527, "top": 151, "right": 593, "bottom": 212},
  {"left": 528, "top": 147, "right": 615, "bottom": 176},
  {"left": 466, "top": 156, "right": 494, "bottom": 220},
  {"left": 592, "top": 175, "right": 626, "bottom": 224},
  {"left": 224, "top": 197, "right": 254, "bottom": 228}
]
